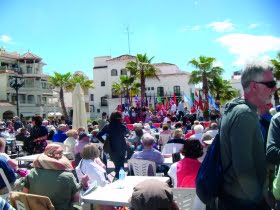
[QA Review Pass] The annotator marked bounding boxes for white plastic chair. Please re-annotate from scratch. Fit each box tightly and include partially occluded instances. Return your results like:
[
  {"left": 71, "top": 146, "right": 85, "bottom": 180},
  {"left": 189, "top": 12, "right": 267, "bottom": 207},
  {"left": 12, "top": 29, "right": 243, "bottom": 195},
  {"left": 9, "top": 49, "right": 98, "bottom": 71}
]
[
  {"left": 162, "top": 143, "right": 184, "bottom": 155},
  {"left": 0, "top": 168, "right": 12, "bottom": 200},
  {"left": 172, "top": 188, "right": 196, "bottom": 210},
  {"left": 15, "top": 200, "right": 26, "bottom": 210},
  {"left": 128, "top": 159, "right": 156, "bottom": 176}
]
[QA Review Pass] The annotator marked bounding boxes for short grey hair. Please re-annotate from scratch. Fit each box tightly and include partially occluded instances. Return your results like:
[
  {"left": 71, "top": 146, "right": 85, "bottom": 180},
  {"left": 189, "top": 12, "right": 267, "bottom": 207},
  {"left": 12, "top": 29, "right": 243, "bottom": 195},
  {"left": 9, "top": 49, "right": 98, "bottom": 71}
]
[{"left": 241, "top": 64, "right": 273, "bottom": 90}]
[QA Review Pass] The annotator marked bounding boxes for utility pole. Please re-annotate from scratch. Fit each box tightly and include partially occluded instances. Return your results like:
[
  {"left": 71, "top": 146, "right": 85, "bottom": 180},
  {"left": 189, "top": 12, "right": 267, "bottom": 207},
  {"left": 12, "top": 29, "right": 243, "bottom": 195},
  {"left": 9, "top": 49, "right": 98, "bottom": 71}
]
[
  {"left": 9, "top": 74, "right": 24, "bottom": 116},
  {"left": 125, "top": 26, "right": 131, "bottom": 54}
]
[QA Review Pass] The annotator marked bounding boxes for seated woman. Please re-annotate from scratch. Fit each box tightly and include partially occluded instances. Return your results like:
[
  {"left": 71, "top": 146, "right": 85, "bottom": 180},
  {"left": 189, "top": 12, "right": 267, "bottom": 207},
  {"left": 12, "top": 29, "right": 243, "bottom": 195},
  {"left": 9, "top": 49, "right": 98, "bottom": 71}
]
[
  {"left": 75, "top": 143, "right": 109, "bottom": 187},
  {"left": 0, "top": 138, "right": 18, "bottom": 171},
  {"left": 168, "top": 139, "right": 203, "bottom": 188},
  {"left": 158, "top": 124, "right": 172, "bottom": 147},
  {"left": 64, "top": 129, "right": 78, "bottom": 159},
  {"left": 0, "top": 157, "right": 16, "bottom": 195},
  {"left": 22, "top": 144, "right": 85, "bottom": 210}
]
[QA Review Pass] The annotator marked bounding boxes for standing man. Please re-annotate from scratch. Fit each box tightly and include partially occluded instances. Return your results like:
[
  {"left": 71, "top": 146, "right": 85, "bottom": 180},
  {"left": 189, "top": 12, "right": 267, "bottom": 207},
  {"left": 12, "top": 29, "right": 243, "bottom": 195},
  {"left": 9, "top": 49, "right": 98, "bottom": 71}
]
[
  {"left": 13, "top": 116, "right": 22, "bottom": 131},
  {"left": 171, "top": 101, "right": 177, "bottom": 115},
  {"left": 219, "top": 64, "right": 276, "bottom": 210},
  {"left": 97, "top": 112, "right": 107, "bottom": 130},
  {"left": 177, "top": 100, "right": 185, "bottom": 121}
]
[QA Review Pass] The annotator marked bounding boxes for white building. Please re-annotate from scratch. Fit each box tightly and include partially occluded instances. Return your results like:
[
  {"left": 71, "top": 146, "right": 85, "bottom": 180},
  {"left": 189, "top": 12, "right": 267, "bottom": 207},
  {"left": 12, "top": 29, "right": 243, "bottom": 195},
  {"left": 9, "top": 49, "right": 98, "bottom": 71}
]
[
  {"left": 0, "top": 48, "right": 61, "bottom": 120},
  {"left": 91, "top": 55, "right": 194, "bottom": 118}
]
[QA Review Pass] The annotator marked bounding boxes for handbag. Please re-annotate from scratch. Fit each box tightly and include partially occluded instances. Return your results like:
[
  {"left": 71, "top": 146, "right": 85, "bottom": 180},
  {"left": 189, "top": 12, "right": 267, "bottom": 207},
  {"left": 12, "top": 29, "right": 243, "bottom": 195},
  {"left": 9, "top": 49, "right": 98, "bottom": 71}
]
[{"left": 103, "top": 135, "right": 112, "bottom": 154}]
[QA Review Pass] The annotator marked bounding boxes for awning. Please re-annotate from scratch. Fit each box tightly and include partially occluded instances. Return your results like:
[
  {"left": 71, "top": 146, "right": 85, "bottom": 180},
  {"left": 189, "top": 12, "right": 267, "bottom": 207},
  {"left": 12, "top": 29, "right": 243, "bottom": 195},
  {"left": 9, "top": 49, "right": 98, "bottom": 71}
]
[
  {"left": 21, "top": 112, "right": 35, "bottom": 117},
  {"left": 47, "top": 112, "right": 62, "bottom": 117}
]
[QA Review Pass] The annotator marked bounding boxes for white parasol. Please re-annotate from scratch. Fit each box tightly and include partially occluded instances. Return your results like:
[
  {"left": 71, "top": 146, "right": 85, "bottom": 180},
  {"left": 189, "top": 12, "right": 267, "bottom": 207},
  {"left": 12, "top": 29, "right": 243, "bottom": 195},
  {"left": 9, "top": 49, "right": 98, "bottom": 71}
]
[{"left": 72, "top": 83, "right": 87, "bottom": 130}]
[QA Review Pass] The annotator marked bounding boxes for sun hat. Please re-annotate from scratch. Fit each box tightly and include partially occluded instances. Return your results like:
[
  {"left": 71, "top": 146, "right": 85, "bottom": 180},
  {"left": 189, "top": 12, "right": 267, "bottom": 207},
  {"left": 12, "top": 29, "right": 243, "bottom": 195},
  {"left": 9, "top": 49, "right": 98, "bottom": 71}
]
[{"left": 33, "top": 143, "right": 73, "bottom": 171}]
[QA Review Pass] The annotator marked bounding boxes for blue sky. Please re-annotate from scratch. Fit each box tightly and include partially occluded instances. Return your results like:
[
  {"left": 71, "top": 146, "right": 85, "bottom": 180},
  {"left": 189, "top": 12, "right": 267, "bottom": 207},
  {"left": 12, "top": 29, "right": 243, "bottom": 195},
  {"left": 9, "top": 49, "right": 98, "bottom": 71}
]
[{"left": 1, "top": 0, "right": 280, "bottom": 80}]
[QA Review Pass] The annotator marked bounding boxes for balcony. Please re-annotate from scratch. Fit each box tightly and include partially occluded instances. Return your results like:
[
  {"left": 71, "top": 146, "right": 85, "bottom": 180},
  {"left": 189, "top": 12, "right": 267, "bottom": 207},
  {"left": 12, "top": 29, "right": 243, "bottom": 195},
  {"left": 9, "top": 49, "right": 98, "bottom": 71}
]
[{"left": 0, "top": 66, "right": 20, "bottom": 72}]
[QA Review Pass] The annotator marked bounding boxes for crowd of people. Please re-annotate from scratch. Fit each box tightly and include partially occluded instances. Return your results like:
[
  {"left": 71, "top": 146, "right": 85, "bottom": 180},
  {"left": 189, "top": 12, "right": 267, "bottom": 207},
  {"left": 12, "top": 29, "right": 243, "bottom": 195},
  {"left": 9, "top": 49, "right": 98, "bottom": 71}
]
[{"left": 1, "top": 62, "right": 280, "bottom": 210}]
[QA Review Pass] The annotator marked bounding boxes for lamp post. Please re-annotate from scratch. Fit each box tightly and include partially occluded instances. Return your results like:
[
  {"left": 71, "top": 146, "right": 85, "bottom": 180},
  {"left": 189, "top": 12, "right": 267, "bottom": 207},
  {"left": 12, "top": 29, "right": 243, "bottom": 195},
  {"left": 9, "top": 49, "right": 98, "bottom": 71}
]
[{"left": 9, "top": 71, "right": 24, "bottom": 117}]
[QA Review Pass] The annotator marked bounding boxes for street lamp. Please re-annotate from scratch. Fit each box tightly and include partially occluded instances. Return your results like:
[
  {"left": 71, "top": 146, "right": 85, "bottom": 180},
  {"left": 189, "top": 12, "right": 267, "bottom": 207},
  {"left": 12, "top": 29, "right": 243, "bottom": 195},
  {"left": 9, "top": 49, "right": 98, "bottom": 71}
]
[{"left": 9, "top": 70, "right": 24, "bottom": 117}]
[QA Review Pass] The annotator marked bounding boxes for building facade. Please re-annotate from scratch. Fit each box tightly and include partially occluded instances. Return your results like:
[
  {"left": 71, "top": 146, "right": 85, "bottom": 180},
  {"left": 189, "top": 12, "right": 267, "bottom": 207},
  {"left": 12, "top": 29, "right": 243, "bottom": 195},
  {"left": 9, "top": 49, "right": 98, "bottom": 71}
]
[
  {"left": 91, "top": 55, "right": 194, "bottom": 119},
  {"left": 0, "top": 48, "right": 61, "bottom": 120}
]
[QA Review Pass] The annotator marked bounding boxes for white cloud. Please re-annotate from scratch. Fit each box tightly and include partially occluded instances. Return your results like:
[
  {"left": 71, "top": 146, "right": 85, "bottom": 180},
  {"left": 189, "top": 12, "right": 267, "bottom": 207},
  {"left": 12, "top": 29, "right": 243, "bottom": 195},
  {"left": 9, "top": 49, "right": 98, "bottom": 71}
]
[
  {"left": 216, "top": 33, "right": 280, "bottom": 65},
  {"left": 248, "top": 23, "right": 259, "bottom": 29},
  {"left": 191, "top": 25, "right": 200, "bottom": 31},
  {"left": 0, "top": 35, "right": 13, "bottom": 44},
  {"left": 207, "top": 20, "right": 235, "bottom": 32}
]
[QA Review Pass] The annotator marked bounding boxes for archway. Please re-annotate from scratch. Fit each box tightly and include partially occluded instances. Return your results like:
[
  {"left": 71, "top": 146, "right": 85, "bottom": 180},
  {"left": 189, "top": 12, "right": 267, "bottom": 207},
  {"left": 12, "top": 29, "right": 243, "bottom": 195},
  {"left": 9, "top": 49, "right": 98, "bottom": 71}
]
[{"left": 3, "top": 111, "right": 14, "bottom": 120}]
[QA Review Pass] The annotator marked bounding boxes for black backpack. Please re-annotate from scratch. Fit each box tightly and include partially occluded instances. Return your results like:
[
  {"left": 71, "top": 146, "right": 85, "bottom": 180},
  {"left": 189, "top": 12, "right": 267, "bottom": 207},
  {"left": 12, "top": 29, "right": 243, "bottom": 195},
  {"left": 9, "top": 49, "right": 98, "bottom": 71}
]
[{"left": 196, "top": 130, "right": 231, "bottom": 204}]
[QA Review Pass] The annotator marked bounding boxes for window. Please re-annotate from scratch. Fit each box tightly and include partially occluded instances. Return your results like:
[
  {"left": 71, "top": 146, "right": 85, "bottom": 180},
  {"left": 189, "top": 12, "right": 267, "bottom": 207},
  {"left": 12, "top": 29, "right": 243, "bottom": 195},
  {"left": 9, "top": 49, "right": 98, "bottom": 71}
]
[
  {"left": 26, "top": 66, "right": 32, "bottom": 74},
  {"left": 157, "top": 87, "right": 164, "bottom": 97},
  {"left": 27, "top": 95, "right": 35, "bottom": 104},
  {"left": 148, "top": 87, "right": 150, "bottom": 91},
  {"left": 100, "top": 96, "right": 108, "bottom": 106},
  {"left": 42, "top": 83, "right": 47, "bottom": 89},
  {"left": 90, "top": 94, "right": 94, "bottom": 101},
  {"left": 42, "top": 97, "right": 47, "bottom": 104},
  {"left": 151, "top": 87, "right": 154, "bottom": 90},
  {"left": 111, "top": 69, "right": 118, "bottom": 76},
  {"left": 97, "top": 109, "right": 100, "bottom": 113},
  {"left": 120, "top": 69, "right": 127, "bottom": 75},
  {"left": 25, "top": 78, "right": 34, "bottom": 88},
  {"left": 19, "top": 94, "right": 26, "bottom": 103},
  {"left": 85, "top": 103, "right": 89, "bottom": 112},
  {"left": 101, "top": 81, "right": 105, "bottom": 86},
  {"left": 174, "top": 86, "right": 181, "bottom": 96}
]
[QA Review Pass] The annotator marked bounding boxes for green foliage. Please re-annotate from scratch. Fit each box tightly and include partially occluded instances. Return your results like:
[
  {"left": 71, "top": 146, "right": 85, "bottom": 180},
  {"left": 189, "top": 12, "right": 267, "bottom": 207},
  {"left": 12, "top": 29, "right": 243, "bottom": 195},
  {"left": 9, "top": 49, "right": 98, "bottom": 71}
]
[
  {"left": 188, "top": 56, "right": 224, "bottom": 119},
  {"left": 125, "top": 53, "right": 160, "bottom": 98}
]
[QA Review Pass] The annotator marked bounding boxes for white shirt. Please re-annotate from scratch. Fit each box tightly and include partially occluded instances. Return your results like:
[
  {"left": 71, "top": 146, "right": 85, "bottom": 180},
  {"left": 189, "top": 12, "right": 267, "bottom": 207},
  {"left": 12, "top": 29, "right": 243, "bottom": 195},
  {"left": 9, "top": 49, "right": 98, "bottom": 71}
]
[
  {"left": 168, "top": 162, "right": 178, "bottom": 187},
  {"left": 0, "top": 152, "right": 10, "bottom": 161},
  {"left": 171, "top": 104, "right": 177, "bottom": 112},
  {"left": 75, "top": 159, "right": 109, "bottom": 187}
]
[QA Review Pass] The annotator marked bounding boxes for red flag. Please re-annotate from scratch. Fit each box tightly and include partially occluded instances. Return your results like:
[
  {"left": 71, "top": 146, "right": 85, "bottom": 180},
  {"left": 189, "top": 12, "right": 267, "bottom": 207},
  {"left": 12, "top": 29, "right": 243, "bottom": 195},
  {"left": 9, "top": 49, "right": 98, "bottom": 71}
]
[
  {"left": 173, "top": 93, "right": 177, "bottom": 105},
  {"left": 165, "top": 96, "right": 169, "bottom": 110}
]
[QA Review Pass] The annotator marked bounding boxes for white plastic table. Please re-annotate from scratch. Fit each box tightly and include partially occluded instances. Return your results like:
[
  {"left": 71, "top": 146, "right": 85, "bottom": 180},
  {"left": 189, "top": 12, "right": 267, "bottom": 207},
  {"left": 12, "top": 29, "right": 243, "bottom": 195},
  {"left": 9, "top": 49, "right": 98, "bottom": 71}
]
[
  {"left": 16, "top": 152, "right": 70, "bottom": 164},
  {"left": 81, "top": 176, "right": 170, "bottom": 208}
]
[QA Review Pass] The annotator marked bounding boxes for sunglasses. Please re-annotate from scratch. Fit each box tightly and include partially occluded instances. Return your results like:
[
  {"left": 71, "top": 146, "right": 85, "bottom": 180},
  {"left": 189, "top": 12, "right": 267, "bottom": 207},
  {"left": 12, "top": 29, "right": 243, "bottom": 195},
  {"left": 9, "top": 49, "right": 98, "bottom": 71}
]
[{"left": 254, "top": 80, "right": 277, "bottom": 89}]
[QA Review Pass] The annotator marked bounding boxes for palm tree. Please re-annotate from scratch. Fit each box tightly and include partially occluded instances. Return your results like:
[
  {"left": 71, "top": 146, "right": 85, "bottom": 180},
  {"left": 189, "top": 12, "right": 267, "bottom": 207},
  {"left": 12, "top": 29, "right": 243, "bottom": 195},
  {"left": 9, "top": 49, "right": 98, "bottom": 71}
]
[
  {"left": 271, "top": 52, "right": 280, "bottom": 105},
  {"left": 48, "top": 72, "right": 71, "bottom": 119},
  {"left": 188, "top": 56, "right": 224, "bottom": 119},
  {"left": 112, "top": 75, "right": 140, "bottom": 105},
  {"left": 125, "top": 53, "right": 160, "bottom": 101},
  {"left": 209, "top": 76, "right": 238, "bottom": 106},
  {"left": 66, "top": 74, "right": 94, "bottom": 94}
]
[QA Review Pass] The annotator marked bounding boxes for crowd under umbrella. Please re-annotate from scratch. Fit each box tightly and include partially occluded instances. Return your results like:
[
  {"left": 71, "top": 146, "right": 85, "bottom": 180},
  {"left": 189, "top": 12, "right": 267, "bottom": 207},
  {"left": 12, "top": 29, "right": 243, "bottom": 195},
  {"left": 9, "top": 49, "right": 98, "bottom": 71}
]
[{"left": 72, "top": 83, "right": 87, "bottom": 130}]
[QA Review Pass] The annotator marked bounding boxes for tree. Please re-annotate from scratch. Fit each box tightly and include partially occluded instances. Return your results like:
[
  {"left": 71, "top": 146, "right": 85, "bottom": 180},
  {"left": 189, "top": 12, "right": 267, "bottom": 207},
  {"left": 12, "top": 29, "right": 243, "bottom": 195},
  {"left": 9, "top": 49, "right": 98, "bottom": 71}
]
[
  {"left": 209, "top": 76, "right": 238, "bottom": 106},
  {"left": 112, "top": 75, "right": 140, "bottom": 105},
  {"left": 271, "top": 52, "right": 280, "bottom": 105},
  {"left": 125, "top": 53, "right": 160, "bottom": 101},
  {"left": 66, "top": 74, "right": 94, "bottom": 93},
  {"left": 48, "top": 72, "right": 71, "bottom": 120},
  {"left": 188, "top": 56, "right": 224, "bottom": 119}
]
